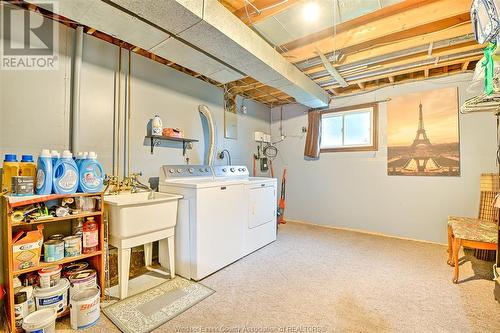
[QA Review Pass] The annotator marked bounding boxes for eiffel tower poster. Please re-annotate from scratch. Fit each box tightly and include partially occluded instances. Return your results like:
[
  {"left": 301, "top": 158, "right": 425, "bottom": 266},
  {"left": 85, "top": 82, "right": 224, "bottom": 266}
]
[{"left": 387, "top": 87, "right": 460, "bottom": 176}]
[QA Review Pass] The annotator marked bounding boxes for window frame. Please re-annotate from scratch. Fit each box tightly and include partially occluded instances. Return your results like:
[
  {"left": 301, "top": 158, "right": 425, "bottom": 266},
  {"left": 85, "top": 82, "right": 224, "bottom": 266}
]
[{"left": 320, "top": 102, "right": 379, "bottom": 153}]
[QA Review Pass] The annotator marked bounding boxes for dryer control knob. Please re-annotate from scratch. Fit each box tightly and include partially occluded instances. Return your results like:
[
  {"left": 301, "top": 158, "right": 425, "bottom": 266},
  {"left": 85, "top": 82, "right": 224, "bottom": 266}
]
[
  {"left": 205, "top": 168, "right": 210, "bottom": 172},
  {"left": 222, "top": 168, "right": 227, "bottom": 172},
  {"left": 169, "top": 169, "right": 174, "bottom": 174},
  {"left": 238, "top": 168, "right": 243, "bottom": 171},
  {"left": 188, "top": 168, "right": 194, "bottom": 173},
  {"left": 177, "top": 169, "right": 182, "bottom": 173},
  {"left": 230, "top": 167, "right": 235, "bottom": 172},
  {"left": 199, "top": 168, "right": 204, "bottom": 172}
]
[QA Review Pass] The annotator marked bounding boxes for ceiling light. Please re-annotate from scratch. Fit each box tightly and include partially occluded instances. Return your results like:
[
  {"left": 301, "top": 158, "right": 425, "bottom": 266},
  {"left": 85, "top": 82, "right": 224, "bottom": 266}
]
[{"left": 303, "top": 2, "right": 320, "bottom": 22}]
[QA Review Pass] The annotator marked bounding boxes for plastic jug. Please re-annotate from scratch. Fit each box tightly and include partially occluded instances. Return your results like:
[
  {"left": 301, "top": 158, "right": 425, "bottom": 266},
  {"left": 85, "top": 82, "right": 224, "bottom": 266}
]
[
  {"left": 152, "top": 115, "right": 163, "bottom": 136},
  {"left": 78, "top": 152, "right": 104, "bottom": 193},
  {"left": 36, "top": 150, "right": 53, "bottom": 195},
  {"left": 52, "top": 150, "right": 79, "bottom": 194},
  {"left": 20, "top": 155, "right": 37, "bottom": 178},
  {"left": 50, "top": 150, "right": 60, "bottom": 167},
  {"left": 2, "top": 154, "right": 19, "bottom": 193},
  {"left": 75, "top": 152, "right": 84, "bottom": 168}
]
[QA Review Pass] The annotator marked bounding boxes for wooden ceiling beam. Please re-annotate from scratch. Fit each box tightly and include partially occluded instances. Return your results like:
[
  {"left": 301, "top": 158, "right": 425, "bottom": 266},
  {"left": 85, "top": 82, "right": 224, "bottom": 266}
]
[
  {"left": 232, "top": 0, "right": 301, "bottom": 25},
  {"left": 281, "top": 0, "right": 471, "bottom": 63}
]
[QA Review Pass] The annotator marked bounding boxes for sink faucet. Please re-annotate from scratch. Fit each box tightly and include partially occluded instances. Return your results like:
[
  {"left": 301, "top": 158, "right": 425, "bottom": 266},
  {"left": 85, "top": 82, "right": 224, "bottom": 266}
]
[
  {"left": 104, "top": 175, "right": 121, "bottom": 195},
  {"left": 129, "top": 172, "right": 155, "bottom": 199}
]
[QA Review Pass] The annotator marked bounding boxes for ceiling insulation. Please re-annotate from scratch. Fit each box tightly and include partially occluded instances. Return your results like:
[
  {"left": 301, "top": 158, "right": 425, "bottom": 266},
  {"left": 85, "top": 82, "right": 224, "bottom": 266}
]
[{"left": 29, "top": 0, "right": 330, "bottom": 108}]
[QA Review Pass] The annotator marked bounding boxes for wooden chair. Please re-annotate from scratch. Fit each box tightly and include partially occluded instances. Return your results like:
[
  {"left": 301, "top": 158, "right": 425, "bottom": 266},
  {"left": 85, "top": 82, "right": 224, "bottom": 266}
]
[{"left": 447, "top": 173, "right": 499, "bottom": 283}]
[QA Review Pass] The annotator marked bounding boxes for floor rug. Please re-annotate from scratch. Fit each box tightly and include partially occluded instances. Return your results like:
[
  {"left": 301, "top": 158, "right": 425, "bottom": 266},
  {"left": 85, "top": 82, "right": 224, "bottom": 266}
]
[{"left": 102, "top": 277, "right": 214, "bottom": 333}]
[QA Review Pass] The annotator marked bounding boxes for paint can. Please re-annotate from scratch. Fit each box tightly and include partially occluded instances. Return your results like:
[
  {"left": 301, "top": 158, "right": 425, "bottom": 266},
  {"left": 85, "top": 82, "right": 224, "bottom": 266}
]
[
  {"left": 48, "top": 234, "right": 65, "bottom": 241},
  {"left": 33, "top": 278, "right": 69, "bottom": 314},
  {"left": 22, "top": 308, "right": 57, "bottom": 333},
  {"left": 43, "top": 240, "right": 64, "bottom": 262},
  {"left": 62, "top": 262, "right": 88, "bottom": 278},
  {"left": 69, "top": 287, "right": 100, "bottom": 330},
  {"left": 69, "top": 269, "right": 97, "bottom": 298},
  {"left": 38, "top": 265, "right": 62, "bottom": 289},
  {"left": 63, "top": 236, "right": 82, "bottom": 257}
]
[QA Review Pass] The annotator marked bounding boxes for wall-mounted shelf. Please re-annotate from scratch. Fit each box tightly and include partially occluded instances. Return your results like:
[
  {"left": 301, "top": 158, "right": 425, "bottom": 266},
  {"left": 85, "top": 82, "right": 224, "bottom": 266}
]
[{"left": 145, "top": 135, "right": 199, "bottom": 155}]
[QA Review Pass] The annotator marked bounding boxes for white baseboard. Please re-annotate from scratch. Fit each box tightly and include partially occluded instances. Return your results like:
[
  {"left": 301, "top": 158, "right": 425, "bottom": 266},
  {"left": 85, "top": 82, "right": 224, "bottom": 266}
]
[{"left": 285, "top": 219, "right": 447, "bottom": 246}]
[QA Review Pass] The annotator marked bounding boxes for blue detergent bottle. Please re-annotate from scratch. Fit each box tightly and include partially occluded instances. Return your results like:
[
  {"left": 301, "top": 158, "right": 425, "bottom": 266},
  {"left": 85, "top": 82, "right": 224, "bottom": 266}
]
[
  {"left": 50, "top": 150, "right": 60, "bottom": 167},
  {"left": 36, "top": 149, "right": 53, "bottom": 195},
  {"left": 78, "top": 151, "right": 104, "bottom": 193},
  {"left": 52, "top": 150, "right": 79, "bottom": 194},
  {"left": 75, "top": 152, "right": 85, "bottom": 168}
]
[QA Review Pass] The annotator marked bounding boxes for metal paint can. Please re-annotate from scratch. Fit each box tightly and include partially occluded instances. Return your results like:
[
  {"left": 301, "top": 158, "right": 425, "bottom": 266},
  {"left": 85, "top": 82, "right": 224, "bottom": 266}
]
[
  {"left": 63, "top": 236, "right": 82, "bottom": 257},
  {"left": 69, "top": 287, "right": 100, "bottom": 330},
  {"left": 43, "top": 240, "right": 64, "bottom": 262},
  {"left": 38, "top": 265, "right": 62, "bottom": 289},
  {"left": 62, "top": 262, "right": 88, "bottom": 278},
  {"left": 48, "top": 234, "right": 65, "bottom": 241},
  {"left": 68, "top": 269, "right": 97, "bottom": 298}
]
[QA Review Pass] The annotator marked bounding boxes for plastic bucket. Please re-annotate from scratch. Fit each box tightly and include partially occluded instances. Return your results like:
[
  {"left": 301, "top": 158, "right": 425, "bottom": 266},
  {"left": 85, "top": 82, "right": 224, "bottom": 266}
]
[
  {"left": 33, "top": 278, "right": 69, "bottom": 314},
  {"left": 69, "top": 269, "right": 97, "bottom": 298},
  {"left": 22, "top": 307, "right": 57, "bottom": 333},
  {"left": 70, "top": 287, "right": 100, "bottom": 330}
]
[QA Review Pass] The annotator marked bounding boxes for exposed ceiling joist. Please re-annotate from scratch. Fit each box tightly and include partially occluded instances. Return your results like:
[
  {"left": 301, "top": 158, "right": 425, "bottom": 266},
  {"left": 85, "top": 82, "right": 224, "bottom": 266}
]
[
  {"left": 281, "top": 0, "right": 471, "bottom": 63},
  {"left": 231, "top": 0, "right": 301, "bottom": 25}
]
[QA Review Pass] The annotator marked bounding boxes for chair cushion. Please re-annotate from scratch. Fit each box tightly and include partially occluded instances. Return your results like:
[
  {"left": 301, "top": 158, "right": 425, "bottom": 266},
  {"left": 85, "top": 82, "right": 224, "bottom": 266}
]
[{"left": 448, "top": 216, "right": 498, "bottom": 244}]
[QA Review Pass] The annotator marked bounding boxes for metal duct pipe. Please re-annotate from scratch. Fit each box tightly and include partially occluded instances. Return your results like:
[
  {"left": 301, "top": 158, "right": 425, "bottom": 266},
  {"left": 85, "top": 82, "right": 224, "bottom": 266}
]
[
  {"left": 319, "top": 49, "right": 484, "bottom": 87},
  {"left": 198, "top": 105, "right": 216, "bottom": 166},
  {"left": 70, "top": 25, "right": 84, "bottom": 153}
]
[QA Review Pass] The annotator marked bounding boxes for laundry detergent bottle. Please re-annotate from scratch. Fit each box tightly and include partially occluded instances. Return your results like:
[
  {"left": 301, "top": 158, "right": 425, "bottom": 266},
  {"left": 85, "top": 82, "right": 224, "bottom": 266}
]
[
  {"left": 1, "top": 154, "right": 19, "bottom": 193},
  {"left": 50, "top": 150, "right": 60, "bottom": 167},
  {"left": 78, "top": 151, "right": 104, "bottom": 193},
  {"left": 20, "top": 155, "right": 37, "bottom": 178},
  {"left": 36, "top": 149, "right": 53, "bottom": 195},
  {"left": 52, "top": 150, "right": 79, "bottom": 194}
]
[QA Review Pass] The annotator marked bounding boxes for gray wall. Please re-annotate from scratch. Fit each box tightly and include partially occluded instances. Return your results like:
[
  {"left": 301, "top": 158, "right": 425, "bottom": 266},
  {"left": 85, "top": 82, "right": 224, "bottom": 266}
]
[{"left": 271, "top": 73, "right": 497, "bottom": 244}]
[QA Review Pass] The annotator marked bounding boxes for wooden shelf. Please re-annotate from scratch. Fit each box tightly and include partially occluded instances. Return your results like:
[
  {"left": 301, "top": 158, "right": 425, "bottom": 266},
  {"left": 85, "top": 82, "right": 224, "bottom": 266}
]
[
  {"left": 11, "top": 211, "right": 102, "bottom": 227},
  {"left": 6, "top": 192, "right": 103, "bottom": 209},
  {"left": 145, "top": 135, "right": 199, "bottom": 155},
  {"left": 13, "top": 251, "right": 103, "bottom": 276}
]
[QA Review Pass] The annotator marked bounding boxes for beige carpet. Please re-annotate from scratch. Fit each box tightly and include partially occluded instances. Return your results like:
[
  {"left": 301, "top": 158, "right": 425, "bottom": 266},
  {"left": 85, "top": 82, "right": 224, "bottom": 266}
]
[{"left": 56, "top": 222, "right": 500, "bottom": 332}]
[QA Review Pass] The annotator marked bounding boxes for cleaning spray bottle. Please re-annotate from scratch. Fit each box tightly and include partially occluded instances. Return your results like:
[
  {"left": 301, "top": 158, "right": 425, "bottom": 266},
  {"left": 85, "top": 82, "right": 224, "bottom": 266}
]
[
  {"left": 36, "top": 149, "right": 53, "bottom": 195},
  {"left": 52, "top": 150, "right": 78, "bottom": 194}
]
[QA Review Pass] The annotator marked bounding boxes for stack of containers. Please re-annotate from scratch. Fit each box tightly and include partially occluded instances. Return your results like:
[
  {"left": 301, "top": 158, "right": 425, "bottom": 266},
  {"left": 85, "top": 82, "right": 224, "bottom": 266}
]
[{"left": 1, "top": 154, "right": 37, "bottom": 196}]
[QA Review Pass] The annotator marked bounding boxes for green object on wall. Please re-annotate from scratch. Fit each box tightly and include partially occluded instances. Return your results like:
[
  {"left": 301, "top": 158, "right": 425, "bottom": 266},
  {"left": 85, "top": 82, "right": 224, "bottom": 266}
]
[{"left": 483, "top": 43, "right": 496, "bottom": 95}]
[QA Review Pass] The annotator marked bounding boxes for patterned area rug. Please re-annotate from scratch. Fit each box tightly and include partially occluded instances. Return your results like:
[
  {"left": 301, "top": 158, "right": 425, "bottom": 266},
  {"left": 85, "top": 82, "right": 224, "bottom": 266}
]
[{"left": 102, "top": 277, "right": 214, "bottom": 333}]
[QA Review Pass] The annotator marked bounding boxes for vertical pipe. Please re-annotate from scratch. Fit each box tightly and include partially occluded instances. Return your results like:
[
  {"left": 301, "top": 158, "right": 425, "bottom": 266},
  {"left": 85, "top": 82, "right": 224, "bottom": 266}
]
[
  {"left": 113, "top": 46, "right": 122, "bottom": 176},
  {"left": 123, "top": 50, "right": 131, "bottom": 177},
  {"left": 70, "top": 26, "right": 84, "bottom": 153}
]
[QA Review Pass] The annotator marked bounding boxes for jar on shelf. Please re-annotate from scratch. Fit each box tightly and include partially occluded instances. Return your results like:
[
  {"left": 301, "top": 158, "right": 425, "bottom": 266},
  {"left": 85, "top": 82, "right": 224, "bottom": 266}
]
[{"left": 82, "top": 217, "right": 98, "bottom": 254}]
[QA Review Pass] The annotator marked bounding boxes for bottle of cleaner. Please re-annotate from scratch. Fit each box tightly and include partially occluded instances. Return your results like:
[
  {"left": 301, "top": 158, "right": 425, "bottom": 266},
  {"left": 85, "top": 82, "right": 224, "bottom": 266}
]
[
  {"left": 152, "top": 115, "right": 163, "bottom": 136},
  {"left": 50, "top": 150, "right": 60, "bottom": 167},
  {"left": 1, "top": 154, "right": 20, "bottom": 193},
  {"left": 78, "top": 152, "right": 104, "bottom": 193},
  {"left": 36, "top": 150, "right": 53, "bottom": 195},
  {"left": 20, "top": 155, "right": 37, "bottom": 178},
  {"left": 52, "top": 150, "right": 78, "bottom": 194},
  {"left": 75, "top": 152, "right": 85, "bottom": 168}
]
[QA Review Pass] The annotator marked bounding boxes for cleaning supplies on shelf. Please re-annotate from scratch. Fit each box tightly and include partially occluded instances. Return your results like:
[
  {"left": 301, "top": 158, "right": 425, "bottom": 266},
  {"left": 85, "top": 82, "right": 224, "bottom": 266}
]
[
  {"left": 78, "top": 152, "right": 104, "bottom": 193},
  {"left": 36, "top": 149, "right": 53, "bottom": 195},
  {"left": 82, "top": 217, "right": 98, "bottom": 254},
  {"left": 50, "top": 150, "right": 60, "bottom": 167},
  {"left": 20, "top": 155, "right": 36, "bottom": 178},
  {"left": 12, "top": 225, "right": 44, "bottom": 270},
  {"left": 52, "top": 150, "right": 79, "bottom": 194},
  {"left": 2, "top": 154, "right": 19, "bottom": 193},
  {"left": 152, "top": 114, "right": 163, "bottom": 136}
]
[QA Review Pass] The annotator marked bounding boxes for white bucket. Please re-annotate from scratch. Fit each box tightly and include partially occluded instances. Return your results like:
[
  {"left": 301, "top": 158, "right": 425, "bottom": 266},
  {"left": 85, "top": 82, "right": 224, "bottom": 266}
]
[
  {"left": 70, "top": 287, "right": 100, "bottom": 330},
  {"left": 33, "top": 278, "right": 69, "bottom": 314},
  {"left": 22, "top": 308, "right": 57, "bottom": 333}
]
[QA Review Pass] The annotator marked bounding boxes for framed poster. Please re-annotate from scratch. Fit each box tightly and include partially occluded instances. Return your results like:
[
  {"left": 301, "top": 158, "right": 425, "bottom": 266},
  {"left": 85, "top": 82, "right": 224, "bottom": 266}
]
[{"left": 387, "top": 87, "right": 460, "bottom": 176}]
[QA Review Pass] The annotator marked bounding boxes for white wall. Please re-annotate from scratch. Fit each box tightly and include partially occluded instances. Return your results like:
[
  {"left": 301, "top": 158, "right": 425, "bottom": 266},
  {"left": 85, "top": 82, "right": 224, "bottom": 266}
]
[{"left": 271, "top": 74, "right": 497, "bottom": 244}]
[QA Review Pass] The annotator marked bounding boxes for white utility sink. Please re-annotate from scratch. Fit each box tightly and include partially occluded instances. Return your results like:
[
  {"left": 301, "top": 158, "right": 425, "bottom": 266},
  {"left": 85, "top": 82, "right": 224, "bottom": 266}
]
[
  {"left": 105, "top": 192, "right": 182, "bottom": 239},
  {"left": 104, "top": 191, "right": 183, "bottom": 299}
]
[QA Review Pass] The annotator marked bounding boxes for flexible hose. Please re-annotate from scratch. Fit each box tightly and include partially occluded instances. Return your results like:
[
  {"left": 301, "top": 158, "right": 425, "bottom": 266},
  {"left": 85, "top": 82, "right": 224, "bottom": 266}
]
[{"left": 198, "top": 105, "right": 216, "bottom": 165}]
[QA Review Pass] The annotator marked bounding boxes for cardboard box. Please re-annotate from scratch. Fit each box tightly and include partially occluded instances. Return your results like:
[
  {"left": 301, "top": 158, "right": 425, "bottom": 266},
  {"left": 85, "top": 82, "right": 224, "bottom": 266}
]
[{"left": 12, "top": 225, "right": 43, "bottom": 270}]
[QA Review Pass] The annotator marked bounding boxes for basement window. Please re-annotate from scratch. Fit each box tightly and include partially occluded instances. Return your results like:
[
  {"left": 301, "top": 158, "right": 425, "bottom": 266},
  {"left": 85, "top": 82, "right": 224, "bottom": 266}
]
[{"left": 320, "top": 103, "right": 378, "bottom": 152}]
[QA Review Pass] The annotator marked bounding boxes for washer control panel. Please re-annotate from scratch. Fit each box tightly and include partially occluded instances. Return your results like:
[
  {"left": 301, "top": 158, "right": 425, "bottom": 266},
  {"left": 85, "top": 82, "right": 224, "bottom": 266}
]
[
  {"left": 213, "top": 165, "right": 249, "bottom": 178},
  {"left": 161, "top": 165, "right": 213, "bottom": 179}
]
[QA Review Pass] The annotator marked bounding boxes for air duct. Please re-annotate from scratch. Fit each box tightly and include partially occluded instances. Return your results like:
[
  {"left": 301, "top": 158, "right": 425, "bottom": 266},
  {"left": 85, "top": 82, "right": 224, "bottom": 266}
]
[
  {"left": 30, "top": 0, "right": 330, "bottom": 108},
  {"left": 198, "top": 105, "right": 216, "bottom": 166}
]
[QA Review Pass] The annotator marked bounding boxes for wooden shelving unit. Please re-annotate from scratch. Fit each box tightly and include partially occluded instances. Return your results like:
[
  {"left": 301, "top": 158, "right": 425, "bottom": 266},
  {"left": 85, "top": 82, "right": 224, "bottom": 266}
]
[
  {"left": 145, "top": 135, "right": 198, "bottom": 155},
  {"left": 2, "top": 192, "right": 105, "bottom": 333}
]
